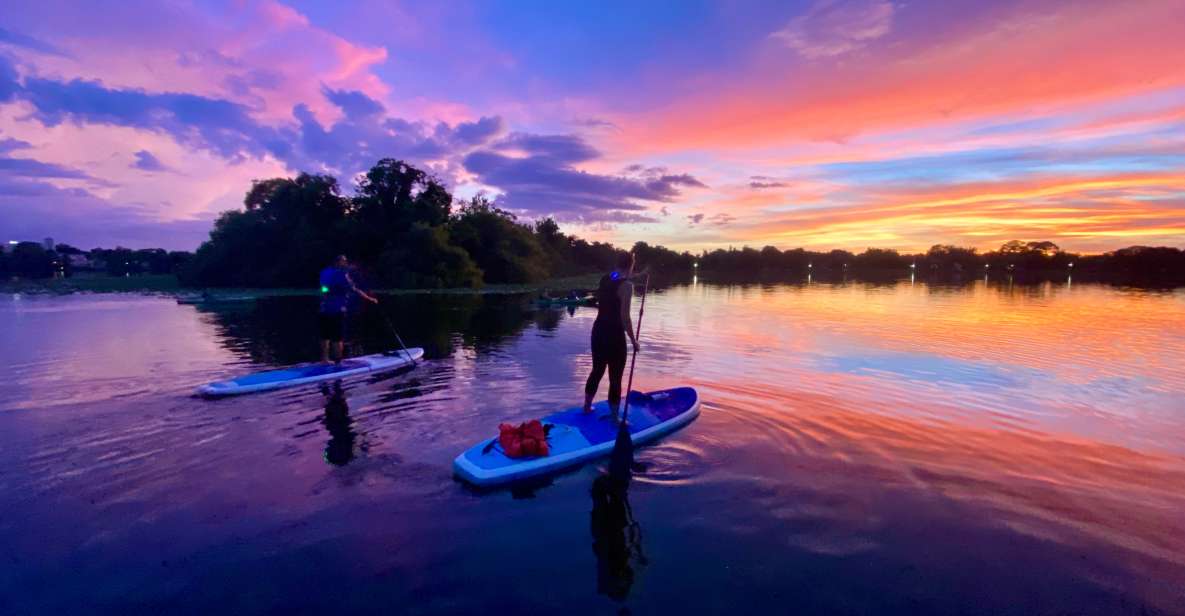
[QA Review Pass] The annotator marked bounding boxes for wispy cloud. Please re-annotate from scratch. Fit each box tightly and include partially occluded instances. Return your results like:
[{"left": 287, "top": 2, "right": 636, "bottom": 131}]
[
  {"left": 0, "top": 26, "right": 71, "bottom": 57},
  {"left": 771, "top": 0, "right": 894, "bottom": 59}
]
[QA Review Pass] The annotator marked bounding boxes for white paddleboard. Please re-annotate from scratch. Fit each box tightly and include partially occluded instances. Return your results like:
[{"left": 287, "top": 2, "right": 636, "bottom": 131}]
[{"left": 198, "top": 348, "right": 424, "bottom": 396}]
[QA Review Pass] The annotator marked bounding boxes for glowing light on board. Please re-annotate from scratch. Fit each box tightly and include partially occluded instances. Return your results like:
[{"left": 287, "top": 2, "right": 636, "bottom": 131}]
[{"left": 321, "top": 286, "right": 330, "bottom": 293}]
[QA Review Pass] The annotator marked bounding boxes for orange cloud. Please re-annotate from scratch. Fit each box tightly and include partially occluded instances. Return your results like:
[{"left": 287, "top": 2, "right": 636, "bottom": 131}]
[
  {"left": 620, "top": 0, "right": 1185, "bottom": 153},
  {"left": 701, "top": 173, "right": 1185, "bottom": 252}
]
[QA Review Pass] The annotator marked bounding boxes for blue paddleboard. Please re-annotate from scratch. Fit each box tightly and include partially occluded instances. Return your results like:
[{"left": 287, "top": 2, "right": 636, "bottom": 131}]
[
  {"left": 198, "top": 348, "right": 424, "bottom": 396},
  {"left": 453, "top": 387, "right": 700, "bottom": 487}
]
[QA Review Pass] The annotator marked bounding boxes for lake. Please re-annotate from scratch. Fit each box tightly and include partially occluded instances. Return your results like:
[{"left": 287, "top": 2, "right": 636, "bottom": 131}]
[{"left": 2, "top": 278, "right": 1184, "bottom": 614}]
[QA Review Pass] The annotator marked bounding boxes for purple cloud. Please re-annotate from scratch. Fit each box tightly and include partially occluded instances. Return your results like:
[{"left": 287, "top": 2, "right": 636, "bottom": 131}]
[
  {"left": 2, "top": 56, "right": 697, "bottom": 230},
  {"left": 0, "top": 152, "right": 115, "bottom": 187},
  {"left": 0, "top": 175, "right": 205, "bottom": 249},
  {"left": 0, "top": 137, "right": 32, "bottom": 153},
  {"left": 19, "top": 74, "right": 276, "bottom": 160},
  {"left": 0, "top": 54, "right": 19, "bottom": 101},
  {"left": 132, "top": 150, "right": 168, "bottom": 172},
  {"left": 451, "top": 116, "right": 505, "bottom": 147},
  {"left": 494, "top": 132, "right": 599, "bottom": 164},
  {"left": 462, "top": 132, "right": 703, "bottom": 222},
  {"left": 0, "top": 26, "right": 70, "bottom": 57},
  {"left": 323, "top": 86, "right": 385, "bottom": 119},
  {"left": 687, "top": 212, "right": 734, "bottom": 226}
]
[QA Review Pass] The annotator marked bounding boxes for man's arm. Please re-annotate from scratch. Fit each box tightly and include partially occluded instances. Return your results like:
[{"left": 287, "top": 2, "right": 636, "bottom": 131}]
[{"left": 346, "top": 272, "right": 379, "bottom": 304}]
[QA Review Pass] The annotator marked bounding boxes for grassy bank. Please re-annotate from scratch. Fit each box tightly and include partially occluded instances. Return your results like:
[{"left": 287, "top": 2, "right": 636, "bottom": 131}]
[{"left": 2, "top": 273, "right": 602, "bottom": 298}]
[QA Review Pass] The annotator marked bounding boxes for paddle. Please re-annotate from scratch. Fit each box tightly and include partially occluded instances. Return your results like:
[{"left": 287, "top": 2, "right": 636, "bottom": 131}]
[
  {"left": 377, "top": 309, "right": 418, "bottom": 366},
  {"left": 620, "top": 272, "right": 650, "bottom": 424}
]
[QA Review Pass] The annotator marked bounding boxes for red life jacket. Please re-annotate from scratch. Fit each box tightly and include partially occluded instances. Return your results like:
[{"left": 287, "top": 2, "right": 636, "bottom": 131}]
[{"left": 498, "top": 420, "right": 550, "bottom": 458}]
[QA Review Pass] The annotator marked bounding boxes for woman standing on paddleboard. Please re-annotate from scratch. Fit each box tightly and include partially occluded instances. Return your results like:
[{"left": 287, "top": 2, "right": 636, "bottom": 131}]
[{"left": 583, "top": 252, "right": 640, "bottom": 418}]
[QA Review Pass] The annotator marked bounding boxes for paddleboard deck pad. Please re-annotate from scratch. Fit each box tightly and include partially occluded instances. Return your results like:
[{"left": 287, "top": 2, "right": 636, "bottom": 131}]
[
  {"left": 199, "top": 348, "right": 424, "bottom": 396},
  {"left": 454, "top": 387, "right": 700, "bottom": 487}
]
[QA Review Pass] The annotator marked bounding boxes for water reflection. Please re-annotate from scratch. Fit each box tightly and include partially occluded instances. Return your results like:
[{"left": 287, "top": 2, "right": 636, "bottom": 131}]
[
  {"left": 590, "top": 422, "right": 647, "bottom": 601},
  {"left": 3, "top": 281, "right": 1185, "bottom": 613},
  {"left": 194, "top": 293, "right": 547, "bottom": 366},
  {"left": 320, "top": 380, "right": 356, "bottom": 466}
]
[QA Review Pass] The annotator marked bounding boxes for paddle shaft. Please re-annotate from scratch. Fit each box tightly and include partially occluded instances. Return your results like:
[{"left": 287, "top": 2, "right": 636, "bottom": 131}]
[
  {"left": 620, "top": 273, "right": 650, "bottom": 423},
  {"left": 375, "top": 304, "right": 417, "bottom": 366}
]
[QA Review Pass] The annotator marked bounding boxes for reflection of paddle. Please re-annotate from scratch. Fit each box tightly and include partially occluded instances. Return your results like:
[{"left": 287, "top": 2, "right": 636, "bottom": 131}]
[{"left": 620, "top": 273, "right": 650, "bottom": 424}]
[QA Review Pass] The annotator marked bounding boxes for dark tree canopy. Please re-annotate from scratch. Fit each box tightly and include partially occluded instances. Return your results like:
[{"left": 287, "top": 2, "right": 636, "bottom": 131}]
[{"left": 176, "top": 158, "right": 693, "bottom": 289}]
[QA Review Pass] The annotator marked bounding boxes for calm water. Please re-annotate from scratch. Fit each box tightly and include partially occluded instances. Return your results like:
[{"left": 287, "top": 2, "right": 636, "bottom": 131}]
[{"left": 2, "top": 279, "right": 1184, "bottom": 614}]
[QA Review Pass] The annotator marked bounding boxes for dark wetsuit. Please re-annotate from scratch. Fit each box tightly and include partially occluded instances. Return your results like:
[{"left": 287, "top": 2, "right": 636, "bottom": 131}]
[{"left": 585, "top": 272, "right": 629, "bottom": 406}]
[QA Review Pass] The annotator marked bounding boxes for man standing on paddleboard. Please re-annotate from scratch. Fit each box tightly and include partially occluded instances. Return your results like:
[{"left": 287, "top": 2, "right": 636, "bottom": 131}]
[
  {"left": 583, "top": 252, "right": 640, "bottom": 419},
  {"left": 319, "top": 255, "right": 378, "bottom": 364}
]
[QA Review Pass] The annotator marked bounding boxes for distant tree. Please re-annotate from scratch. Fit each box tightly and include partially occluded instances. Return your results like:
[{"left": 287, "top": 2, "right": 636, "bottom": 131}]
[
  {"left": 9, "top": 242, "right": 55, "bottom": 278},
  {"left": 375, "top": 223, "right": 483, "bottom": 288},
  {"left": 1026, "top": 241, "right": 1060, "bottom": 257},
  {"left": 449, "top": 196, "right": 548, "bottom": 284},
  {"left": 632, "top": 241, "right": 694, "bottom": 273},
  {"left": 183, "top": 173, "right": 348, "bottom": 287},
  {"left": 924, "top": 244, "right": 981, "bottom": 273},
  {"left": 853, "top": 248, "right": 909, "bottom": 271}
]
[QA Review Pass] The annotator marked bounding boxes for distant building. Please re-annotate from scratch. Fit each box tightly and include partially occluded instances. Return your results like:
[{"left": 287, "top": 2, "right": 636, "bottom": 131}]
[
  {"left": 43, "top": 237, "right": 55, "bottom": 251},
  {"left": 67, "top": 254, "right": 92, "bottom": 269}
]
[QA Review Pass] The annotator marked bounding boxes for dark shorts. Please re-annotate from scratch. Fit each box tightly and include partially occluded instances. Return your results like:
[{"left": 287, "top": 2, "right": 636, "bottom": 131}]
[{"left": 318, "top": 312, "right": 346, "bottom": 342}]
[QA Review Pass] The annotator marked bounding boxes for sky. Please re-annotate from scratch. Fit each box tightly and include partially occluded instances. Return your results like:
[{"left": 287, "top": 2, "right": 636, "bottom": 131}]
[{"left": 0, "top": 0, "right": 1183, "bottom": 253}]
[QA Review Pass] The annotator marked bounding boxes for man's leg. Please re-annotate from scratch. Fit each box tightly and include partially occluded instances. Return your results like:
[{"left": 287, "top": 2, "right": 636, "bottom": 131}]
[{"left": 320, "top": 339, "right": 331, "bottom": 363}]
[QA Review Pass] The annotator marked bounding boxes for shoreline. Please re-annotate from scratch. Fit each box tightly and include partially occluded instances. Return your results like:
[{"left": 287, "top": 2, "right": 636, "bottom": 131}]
[{"left": 0, "top": 273, "right": 604, "bottom": 298}]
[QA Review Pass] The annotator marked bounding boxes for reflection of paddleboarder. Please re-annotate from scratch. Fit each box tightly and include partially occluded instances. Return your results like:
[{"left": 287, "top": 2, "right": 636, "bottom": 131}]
[
  {"left": 590, "top": 421, "right": 646, "bottom": 601},
  {"left": 321, "top": 381, "right": 355, "bottom": 466},
  {"left": 319, "top": 255, "right": 378, "bottom": 364}
]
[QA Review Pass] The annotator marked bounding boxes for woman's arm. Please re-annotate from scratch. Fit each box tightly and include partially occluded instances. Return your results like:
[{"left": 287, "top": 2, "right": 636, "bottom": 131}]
[{"left": 619, "top": 281, "right": 638, "bottom": 351}]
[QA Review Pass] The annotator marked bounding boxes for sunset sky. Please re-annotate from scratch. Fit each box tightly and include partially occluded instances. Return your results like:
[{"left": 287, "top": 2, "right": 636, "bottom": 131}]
[{"left": 1, "top": 0, "right": 1183, "bottom": 253}]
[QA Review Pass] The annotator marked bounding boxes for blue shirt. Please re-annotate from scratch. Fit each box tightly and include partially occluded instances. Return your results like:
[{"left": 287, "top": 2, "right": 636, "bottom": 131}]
[{"left": 319, "top": 267, "right": 351, "bottom": 314}]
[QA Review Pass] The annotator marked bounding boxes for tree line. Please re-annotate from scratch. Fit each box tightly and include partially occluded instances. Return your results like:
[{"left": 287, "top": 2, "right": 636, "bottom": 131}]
[
  {"left": 0, "top": 242, "right": 191, "bottom": 279},
  {"left": 178, "top": 158, "right": 657, "bottom": 288},
  {"left": 5, "top": 158, "right": 1181, "bottom": 286},
  {"left": 694, "top": 240, "right": 1184, "bottom": 284}
]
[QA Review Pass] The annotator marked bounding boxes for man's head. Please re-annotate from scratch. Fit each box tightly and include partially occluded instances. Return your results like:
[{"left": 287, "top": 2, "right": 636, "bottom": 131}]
[{"left": 335, "top": 255, "right": 348, "bottom": 268}]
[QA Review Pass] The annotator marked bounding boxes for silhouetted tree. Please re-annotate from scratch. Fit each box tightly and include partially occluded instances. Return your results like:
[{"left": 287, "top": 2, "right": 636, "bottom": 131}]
[{"left": 449, "top": 196, "right": 548, "bottom": 284}]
